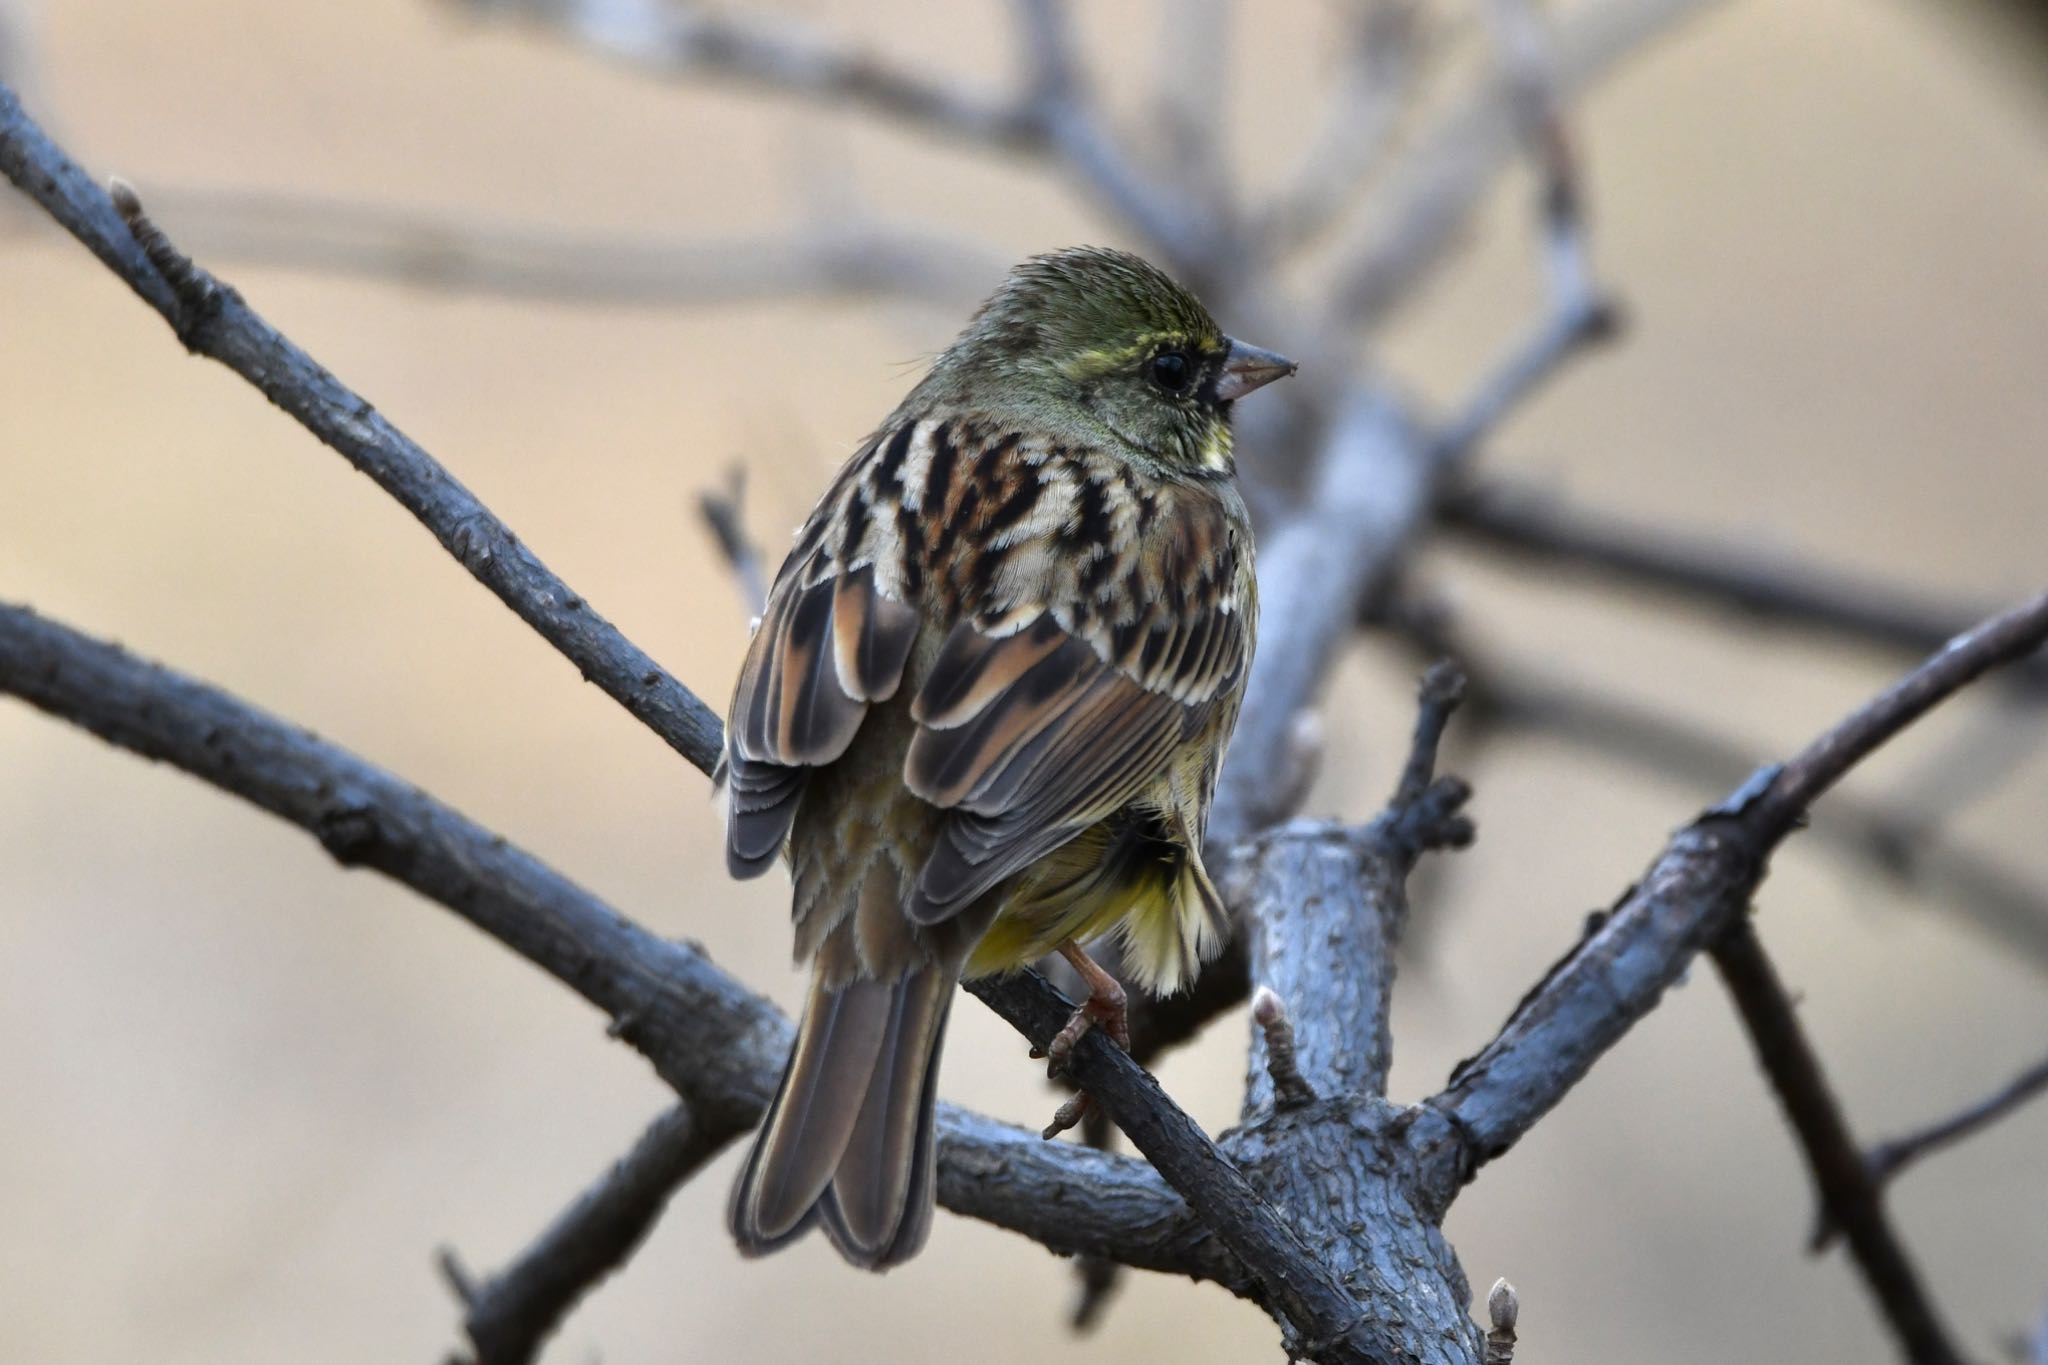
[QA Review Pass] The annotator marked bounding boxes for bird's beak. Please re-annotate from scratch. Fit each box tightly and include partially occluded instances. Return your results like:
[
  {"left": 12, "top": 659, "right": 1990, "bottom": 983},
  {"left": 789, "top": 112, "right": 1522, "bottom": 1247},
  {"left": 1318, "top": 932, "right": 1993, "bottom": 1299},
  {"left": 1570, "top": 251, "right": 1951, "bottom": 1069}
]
[{"left": 1214, "top": 338, "right": 1298, "bottom": 401}]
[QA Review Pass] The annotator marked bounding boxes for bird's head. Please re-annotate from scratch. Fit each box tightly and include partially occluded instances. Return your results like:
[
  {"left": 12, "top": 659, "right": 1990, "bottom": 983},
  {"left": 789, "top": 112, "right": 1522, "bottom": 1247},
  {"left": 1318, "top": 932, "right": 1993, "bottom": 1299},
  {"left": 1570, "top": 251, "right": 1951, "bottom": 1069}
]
[{"left": 919, "top": 246, "right": 1296, "bottom": 477}]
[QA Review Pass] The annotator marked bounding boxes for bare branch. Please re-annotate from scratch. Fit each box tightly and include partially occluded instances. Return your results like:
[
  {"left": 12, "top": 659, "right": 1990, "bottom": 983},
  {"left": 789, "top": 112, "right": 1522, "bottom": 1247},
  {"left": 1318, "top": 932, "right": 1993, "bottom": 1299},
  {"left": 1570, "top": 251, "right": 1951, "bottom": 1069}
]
[
  {"left": 1149, "top": 0, "right": 1233, "bottom": 205},
  {"left": 448, "top": 1103, "right": 718, "bottom": 1365},
  {"left": 450, "top": 0, "right": 1038, "bottom": 147},
  {"left": 1011, "top": 0, "right": 1211, "bottom": 268},
  {"left": 5, "top": 186, "right": 998, "bottom": 309},
  {"left": 1710, "top": 919, "right": 1965, "bottom": 1365},
  {"left": 1257, "top": 1, "right": 1425, "bottom": 256},
  {"left": 1481, "top": 673, "right": 2048, "bottom": 974},
  {"left": 967, "top": 972, "right": 1399, "bottom": 1365},
  {"left": 1441, "top": 479, "right": 2048, "bottom": 693},
  {"left": 1431, "top": 0, "right": 1620, "bottom": 464},
  {"left": 1327, "top": 0, "right": 1721, "bottom": 331},
  {"left": 1431, "top": 586, "right": 2048, "bottom": 1167},
  {"left": 1235, "top": 669, "right": 1472, "bottom": 1118},
  {"left": 695, "top": 466, "right": 768, "bottom": 618},
  {"left": 1392, "top": 658, "right": 1470, "bottom": 810},
  {"left": 1211, "top": 390, "right": 1438, "bottom": 846},
  {"left": 0, "top": 92, "right": 727, "bottom": 775},
  {"left": 0, "top": 600, "right": 1240, "bottom": 1288},
  {"left": 1367, "top": 592, "right": 2048, "bottom": 973},
  {"left": 1822, "top": 1050, "right": 2048, "bottom": 1248},
  {"left": 1745, "top": 593, "right": 2048, "bottom": 840}
]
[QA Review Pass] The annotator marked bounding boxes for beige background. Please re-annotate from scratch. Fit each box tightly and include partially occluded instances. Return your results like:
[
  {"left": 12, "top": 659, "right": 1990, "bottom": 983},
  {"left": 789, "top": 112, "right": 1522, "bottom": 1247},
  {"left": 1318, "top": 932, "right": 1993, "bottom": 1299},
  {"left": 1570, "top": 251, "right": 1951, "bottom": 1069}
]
[{"left": 3, "top": 1, "right": 2046, "bottom": 1361}]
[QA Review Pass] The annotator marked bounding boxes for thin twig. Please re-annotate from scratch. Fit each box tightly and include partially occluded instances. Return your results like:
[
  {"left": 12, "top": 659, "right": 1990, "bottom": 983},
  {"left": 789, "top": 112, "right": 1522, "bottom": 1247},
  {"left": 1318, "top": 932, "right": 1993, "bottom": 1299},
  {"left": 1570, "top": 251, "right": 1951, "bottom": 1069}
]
[
  {"left": 1484, "top": 1278, "right": 1520, "bottom": 1365},
  {"left": 1368, "top": 594, "right": 2048, "bottom": 973},
  {"left": 1710, "top": 919, "right": 1964, "bottom": 1365},
  {"left": 1256, "top": 0, "right": 1426, "bottom": 256},
  {"left": 449, "top": 1103, "right": 718, "bottom": 1365},
  {"left": 695, "top": 466, "right": 768, "bottom": 618},
  {"left": 1432, "top": 0, "right": 1619, "bottom": 466},
  {"left": 1250, "top": 987, "right": 1319, "bottom": 1110},
  {"left": 1440, "top": 479, "right": 2048, "bottom": 695},
  {"left": 0, "top": 186, "right": 1001, "bottom": 309},
  {"left": 451, "top": 0, "right": 1041, "bottom": 148},
  {"left": 1744, "top": 592, "right": 2048, "bottom": 840},
  {"left": 0, "top": 91, "right": 727, "bottom": 775},
  {"left": 1809, "top": 1051, "right": 2048, "bottom": 1252},
  {"left": 1391, "top": 659, "right": 1469, "bottom": 810},
  {"left": 1326, "top": 0, "right": 1721, "bottom": 330},
  {"left": 1011, "top": 0, "right": 1210, "bottom": 268},
  {"left": 1869, "top": 1051, "right": 2048, "bottom": 1186},
  {"left": 966, "top": 971, "right": 1395, "bottom": 1365}
]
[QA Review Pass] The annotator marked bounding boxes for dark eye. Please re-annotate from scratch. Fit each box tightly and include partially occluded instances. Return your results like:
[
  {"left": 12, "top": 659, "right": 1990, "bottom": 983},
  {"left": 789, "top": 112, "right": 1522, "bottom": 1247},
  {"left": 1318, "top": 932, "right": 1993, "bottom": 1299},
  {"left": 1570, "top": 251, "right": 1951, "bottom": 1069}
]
[{"left": 1148, "top": 350, "right": 1192, "bottom": 395}]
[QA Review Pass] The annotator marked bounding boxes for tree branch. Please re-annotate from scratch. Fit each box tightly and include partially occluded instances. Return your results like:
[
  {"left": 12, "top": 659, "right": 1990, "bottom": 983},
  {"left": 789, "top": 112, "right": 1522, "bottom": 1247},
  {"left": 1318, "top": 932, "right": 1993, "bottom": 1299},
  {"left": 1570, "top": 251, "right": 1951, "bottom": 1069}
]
[
  {"left": 0, "top": 86, "right": 726, "bottom": 775},
  {"left": 1430, "top": 586, "right": 2048, "bottom": 1169},
  {"left": 451, "top": 0, "right": 1039, "bottom": 147},
  {"left": 1326, "top": 0, "right": 1721, "bottom": 331},
  {"left": 1256, "top": 0, "right": 1425, "bottom": 257},
  {"left": 0, "top": 599, "right": 1241, "bottom": 1292},
  {"left": 1710, "top": 919, "right": 1964, "bottom": 1365},
  {"left": 1210, "top": 390, "right": 1437, "bottom": 846},
  {"left": 0, "top": 185, "right": 1002, "bottom": 309},
  {"left": 1815, "top": 1049, "right": 2048, "bottom": 1251},
  {"left": 1440, "top": 479, "right": 2048, "bottom": 694},
  {"left": 695, "top": 466, "right": 769, "bottom": 618},
  {"left": 1367, "top": 594, "right": 2048, "bottom": 973},
  {"left": 1010, "top": 0, "right": 1211, "bottom": 270},
  {"left": 445, "top": 1103, "right": 719, "bottom": 1365}
]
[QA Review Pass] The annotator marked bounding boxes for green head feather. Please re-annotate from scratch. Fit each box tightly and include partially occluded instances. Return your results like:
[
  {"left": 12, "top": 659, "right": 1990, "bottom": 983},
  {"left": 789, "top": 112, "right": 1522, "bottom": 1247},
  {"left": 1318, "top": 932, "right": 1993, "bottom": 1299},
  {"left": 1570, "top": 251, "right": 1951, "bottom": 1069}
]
[{"left": 907, "top": 246, "right": 1266, "bottom": 476}]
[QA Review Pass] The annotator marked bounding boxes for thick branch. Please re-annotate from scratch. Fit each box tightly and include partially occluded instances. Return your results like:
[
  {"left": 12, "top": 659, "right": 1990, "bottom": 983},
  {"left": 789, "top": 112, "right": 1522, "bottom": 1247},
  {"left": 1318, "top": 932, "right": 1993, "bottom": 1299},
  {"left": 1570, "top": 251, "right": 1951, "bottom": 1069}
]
[
  {"left": 1431, "top": 587, "right": 2048, "bottom": 1164},
  {"left": 446, "top": 1103, "right": 720, "bottom": 1365},
  {"left": 0, "top": 602, "right": 1232, "bottom": 1288},
  {"left": 1211, "top": 390, "right": 1435, "bottom": 846},
  {"left": 1236, "top": 665, "right": 1472, "bottom": 1114},
  {"left": 1710, "top": 919, "right": 1963, "bottom": 1365}
]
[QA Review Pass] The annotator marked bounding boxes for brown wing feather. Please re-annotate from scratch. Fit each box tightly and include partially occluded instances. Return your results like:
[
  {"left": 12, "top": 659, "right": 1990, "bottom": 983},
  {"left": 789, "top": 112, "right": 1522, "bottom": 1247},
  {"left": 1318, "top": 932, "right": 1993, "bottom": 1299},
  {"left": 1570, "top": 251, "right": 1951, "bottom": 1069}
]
[
  {"left": 727, "top": 555, "right": 918, "bottom": 878},
  {"left": 900, "top": 601, "right": 1242, "bottom": 925}
]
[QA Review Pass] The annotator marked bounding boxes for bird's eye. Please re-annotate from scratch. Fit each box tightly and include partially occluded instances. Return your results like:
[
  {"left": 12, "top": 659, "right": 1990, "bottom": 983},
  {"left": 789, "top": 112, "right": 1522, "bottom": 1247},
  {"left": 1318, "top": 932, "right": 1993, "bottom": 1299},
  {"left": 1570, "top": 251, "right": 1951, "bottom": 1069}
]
[{"left": 1148, "top": 350, "right": 1192, "bottom": 396}]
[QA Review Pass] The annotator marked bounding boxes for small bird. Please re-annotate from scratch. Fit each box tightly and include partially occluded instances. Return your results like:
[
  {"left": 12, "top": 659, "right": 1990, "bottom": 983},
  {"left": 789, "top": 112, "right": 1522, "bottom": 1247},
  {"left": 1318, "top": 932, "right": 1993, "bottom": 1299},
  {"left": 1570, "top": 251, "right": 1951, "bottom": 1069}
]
[{"left": 723, "top": 246, "right": 1295, "bottom": 1269}]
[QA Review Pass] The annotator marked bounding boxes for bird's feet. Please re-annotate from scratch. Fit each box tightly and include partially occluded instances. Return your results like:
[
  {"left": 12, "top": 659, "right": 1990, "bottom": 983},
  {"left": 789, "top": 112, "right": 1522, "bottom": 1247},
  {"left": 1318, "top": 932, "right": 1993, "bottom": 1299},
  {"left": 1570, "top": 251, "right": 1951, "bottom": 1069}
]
[{"left": 1037, "top": 942, "right": 1129, "bottom": 1139}]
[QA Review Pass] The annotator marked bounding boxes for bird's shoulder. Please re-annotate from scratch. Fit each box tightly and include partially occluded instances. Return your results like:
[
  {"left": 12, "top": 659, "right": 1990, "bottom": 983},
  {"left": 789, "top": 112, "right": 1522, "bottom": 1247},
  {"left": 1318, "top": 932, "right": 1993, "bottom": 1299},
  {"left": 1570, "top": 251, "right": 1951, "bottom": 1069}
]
[{"left": 778, "top": 414, "right": 1254, "bottom": 707}]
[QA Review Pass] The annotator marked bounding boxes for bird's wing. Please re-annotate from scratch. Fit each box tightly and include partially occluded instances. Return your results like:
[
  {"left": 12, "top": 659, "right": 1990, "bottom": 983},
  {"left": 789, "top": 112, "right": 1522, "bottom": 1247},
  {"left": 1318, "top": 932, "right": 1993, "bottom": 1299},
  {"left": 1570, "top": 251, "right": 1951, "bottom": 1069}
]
[
  {"left": 724, "top": 432, "right": 923, "bottom": 878},
  {"left": 901, "top": 447, "right": 1251, "bottom": 924}
]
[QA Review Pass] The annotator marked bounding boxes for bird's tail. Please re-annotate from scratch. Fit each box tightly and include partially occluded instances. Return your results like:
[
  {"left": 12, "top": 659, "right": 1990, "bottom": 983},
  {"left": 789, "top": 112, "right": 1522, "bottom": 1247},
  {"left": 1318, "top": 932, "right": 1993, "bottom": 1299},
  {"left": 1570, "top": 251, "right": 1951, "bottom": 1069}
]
[{"left": 728, "top": 959, "right": 954, "bottom": 1270}]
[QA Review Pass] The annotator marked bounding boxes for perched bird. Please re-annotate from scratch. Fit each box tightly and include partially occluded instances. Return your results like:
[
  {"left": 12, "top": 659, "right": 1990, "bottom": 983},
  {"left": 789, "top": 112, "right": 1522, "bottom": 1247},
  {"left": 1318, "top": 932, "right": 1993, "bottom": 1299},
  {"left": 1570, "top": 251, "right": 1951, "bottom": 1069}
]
[{"left": 723, "top": 246, "right": 1295, "bottom": 1269}]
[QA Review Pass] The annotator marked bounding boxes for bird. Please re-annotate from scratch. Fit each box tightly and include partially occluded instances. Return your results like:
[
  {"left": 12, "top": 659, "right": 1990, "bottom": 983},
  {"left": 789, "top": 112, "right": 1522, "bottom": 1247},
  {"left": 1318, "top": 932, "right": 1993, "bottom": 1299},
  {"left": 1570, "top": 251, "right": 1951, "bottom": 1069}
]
[{"left": 722, "top": 245, "right": 1296, "bottom": 1270}]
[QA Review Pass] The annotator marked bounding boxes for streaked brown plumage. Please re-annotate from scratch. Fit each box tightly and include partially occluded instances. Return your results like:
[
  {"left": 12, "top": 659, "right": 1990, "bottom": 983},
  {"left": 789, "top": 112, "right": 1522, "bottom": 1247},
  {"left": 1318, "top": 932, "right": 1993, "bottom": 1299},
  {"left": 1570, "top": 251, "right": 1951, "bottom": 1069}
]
[{"left": 724, "top": 247, "right": 1295, "bottom": 1268}]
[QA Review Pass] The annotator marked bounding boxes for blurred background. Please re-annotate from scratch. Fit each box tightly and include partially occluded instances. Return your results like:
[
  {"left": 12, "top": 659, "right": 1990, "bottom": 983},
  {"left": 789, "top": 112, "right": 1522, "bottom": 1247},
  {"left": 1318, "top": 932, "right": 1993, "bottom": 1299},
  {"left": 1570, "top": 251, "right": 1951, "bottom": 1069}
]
[{"left": 3, "top": 0, "right": 2046, "bottom": 1361}]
